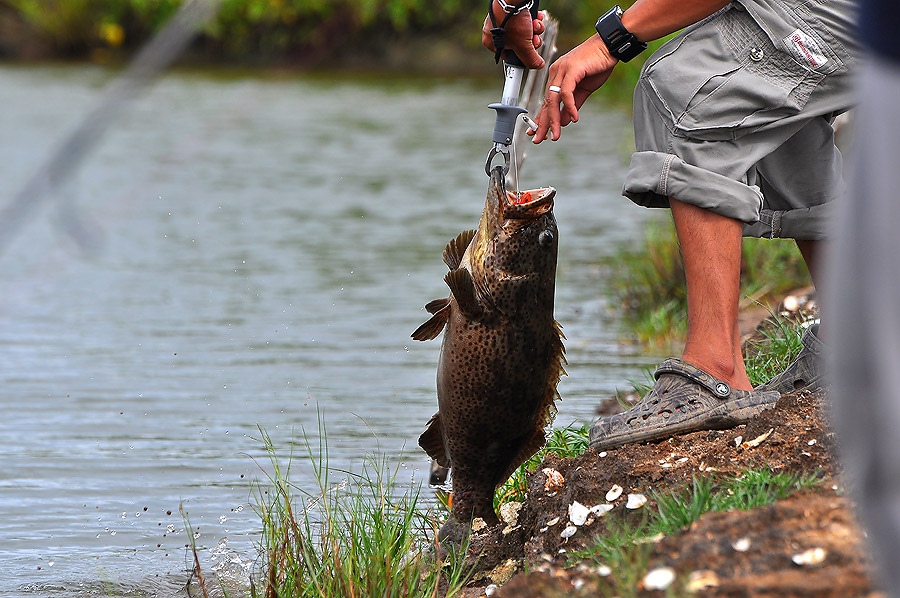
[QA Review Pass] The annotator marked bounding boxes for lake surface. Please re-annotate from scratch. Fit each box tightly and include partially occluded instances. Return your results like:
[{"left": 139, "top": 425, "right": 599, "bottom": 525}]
[{"left": 0, "top": 64, "right": 660, "bottom": 597}]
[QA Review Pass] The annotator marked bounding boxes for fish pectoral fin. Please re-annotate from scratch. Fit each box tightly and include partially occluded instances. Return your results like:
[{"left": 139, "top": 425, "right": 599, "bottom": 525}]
[
  {"left": 425, "top": 297, "right": 451, "bottom": 314},
  {"left": 444, "top": 269, "right": 483, "bottom": 319},
  {"left": 411, "top": 301, "right": 450, "bottom": 341},
  {"left": 442, "top": 229, "right": 476, "bottom": 270},
  {"left": 501, "top": 427, "right": 548, "bottom": 483},
  {"left": 419, "top": 413, "right": 450, "bottom": 467}
]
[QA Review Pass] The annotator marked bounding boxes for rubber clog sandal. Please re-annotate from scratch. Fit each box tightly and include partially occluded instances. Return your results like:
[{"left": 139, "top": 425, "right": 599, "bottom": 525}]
[
  {"left": 589, "top": 358, "right": 780, "bottom": 452},
  {"left": 755, "top": 323, "right": 825, "bottom": 395}
]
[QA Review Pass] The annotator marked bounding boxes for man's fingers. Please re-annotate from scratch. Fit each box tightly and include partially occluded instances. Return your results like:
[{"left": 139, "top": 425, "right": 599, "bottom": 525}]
[
  {"left": 517, "top": 44, "right": 545, "bottom": 69},
  {"left": 559, "top": 82, "right": 579, "bottom": 126}
]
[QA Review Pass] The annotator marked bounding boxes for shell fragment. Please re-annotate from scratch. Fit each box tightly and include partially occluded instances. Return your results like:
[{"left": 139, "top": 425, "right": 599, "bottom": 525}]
[
  {"left": 560, "top": 525, "right": 577, "bottom": 539},
  {"left": 568, "top": 501, "right": 590, "bottom": 526},
  {"left": 687, "top": 569, "right": 720, "bottom": 591},
  {"left": 542, "top": 468, "right": 565, "bottom": 493},
  {"left": 741, "top": 428, "right": 774, "bottom": 449},
  {"left": 606, "top": 484, "right": 624, "bottom": 501},
  {"left": 643, "top": 567, "right": 676, "bottom": 590},
  {"left": 792, "top": 547, "right": 827, "bottom": 566},
  {"left": 626, "top": 493, "right": 648, "bottom": 509}
]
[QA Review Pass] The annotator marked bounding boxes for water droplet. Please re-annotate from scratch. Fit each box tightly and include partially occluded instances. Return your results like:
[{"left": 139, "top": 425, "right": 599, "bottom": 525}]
[{"left": 219, "top": 515, "right": 227, "bottom": 524}]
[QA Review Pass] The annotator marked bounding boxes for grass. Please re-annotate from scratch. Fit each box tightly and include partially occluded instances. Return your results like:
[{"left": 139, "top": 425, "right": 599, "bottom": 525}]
[
  {"left": 605, "top": 219, "right": 811, "bottom": 345},
  {"left": 743, "top": 314, "right": 806, "bottom": 387},
  {"left": 244, "top": 423, "right": 474, "bottom": 598},
  {"left": 572, "top": 468, "right": 821, "bottom": 597}
]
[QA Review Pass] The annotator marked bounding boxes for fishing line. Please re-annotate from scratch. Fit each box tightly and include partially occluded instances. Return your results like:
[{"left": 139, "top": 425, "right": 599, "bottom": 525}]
[{"left": 0, "top": 0, "right": 222, "bottom": 256}]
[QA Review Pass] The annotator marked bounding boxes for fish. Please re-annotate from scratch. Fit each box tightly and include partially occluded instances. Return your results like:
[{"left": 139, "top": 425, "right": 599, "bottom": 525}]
[{"left": 412, "top": 166, "right": 566, "bottom": 543}]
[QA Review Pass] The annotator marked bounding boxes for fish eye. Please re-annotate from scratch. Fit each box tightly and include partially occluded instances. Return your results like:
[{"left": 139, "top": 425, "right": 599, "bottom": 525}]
[{"left": 538, "top": 230, "right": 554, "bottom": 247}]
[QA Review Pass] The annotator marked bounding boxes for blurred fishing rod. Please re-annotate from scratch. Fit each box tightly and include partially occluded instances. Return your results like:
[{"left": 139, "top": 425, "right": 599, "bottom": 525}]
[{"left": 0, "top": 0, "right": 221, "bottom": 255}]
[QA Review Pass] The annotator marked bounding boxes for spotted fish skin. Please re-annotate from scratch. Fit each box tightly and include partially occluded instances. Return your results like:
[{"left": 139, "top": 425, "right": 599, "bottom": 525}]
[{"left": 412, "top": 167, "right": 565, "bottom": 543}]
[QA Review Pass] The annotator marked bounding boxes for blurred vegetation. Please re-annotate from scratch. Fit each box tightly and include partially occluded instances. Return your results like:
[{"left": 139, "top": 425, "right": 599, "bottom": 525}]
[
  {"left": 605, "top": 218, "right": 812, "bottom": 345},
  {"left": 0, "top": 0, "right": 662, "bottom": 87}
]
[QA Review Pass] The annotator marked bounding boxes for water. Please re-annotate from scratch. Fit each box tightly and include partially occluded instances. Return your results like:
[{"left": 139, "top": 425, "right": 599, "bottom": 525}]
[{"left": 0, "top": 64, "right": 660, "bottom": 596}]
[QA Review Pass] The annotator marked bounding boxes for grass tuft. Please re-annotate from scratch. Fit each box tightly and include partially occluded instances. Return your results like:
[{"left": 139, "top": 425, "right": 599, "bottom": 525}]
[
  {"left": 743, "top": 314, "right": 806, "bottom": 387},
  {"left": 248, "top": 422, "right": 474, "bottom": 598}
]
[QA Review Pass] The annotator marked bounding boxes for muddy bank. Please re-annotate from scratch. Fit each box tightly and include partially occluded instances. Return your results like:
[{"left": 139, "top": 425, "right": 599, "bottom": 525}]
[{"left": 449, "top": 387, "right": 882, "bottom": 597}]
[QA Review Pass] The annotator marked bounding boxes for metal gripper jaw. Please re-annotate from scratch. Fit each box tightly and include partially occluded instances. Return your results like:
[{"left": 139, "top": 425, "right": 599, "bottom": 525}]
[{"left": 485, "top": 103, "right": 527, "bottom": 176}]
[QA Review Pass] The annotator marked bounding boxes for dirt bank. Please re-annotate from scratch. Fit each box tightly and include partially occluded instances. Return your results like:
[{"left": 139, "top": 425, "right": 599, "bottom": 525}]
[{"left": 448, "top": 387, "right": 882, "bottom": 597}]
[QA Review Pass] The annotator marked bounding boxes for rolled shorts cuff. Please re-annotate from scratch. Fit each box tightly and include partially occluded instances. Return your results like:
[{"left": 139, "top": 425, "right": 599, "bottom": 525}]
[
  {"left": 744, "top": 203, "right": 831, "bottom": 239},
  {"left": 623, "top": 151, "right": 764, "bottom": 223}
]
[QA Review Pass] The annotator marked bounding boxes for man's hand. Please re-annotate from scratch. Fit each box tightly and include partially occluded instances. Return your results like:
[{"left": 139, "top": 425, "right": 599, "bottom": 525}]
[
  {"left": 482, "top": 2, "right": 545, "bottom": 69},
  {"left": 529, "top": 34, "right": 618, "bottom": 143}
]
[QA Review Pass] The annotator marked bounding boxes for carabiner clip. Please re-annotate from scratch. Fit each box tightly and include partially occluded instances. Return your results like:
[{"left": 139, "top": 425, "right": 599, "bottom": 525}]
[{"left": 485, "top": 145, "right": 511, "bottom": 176}]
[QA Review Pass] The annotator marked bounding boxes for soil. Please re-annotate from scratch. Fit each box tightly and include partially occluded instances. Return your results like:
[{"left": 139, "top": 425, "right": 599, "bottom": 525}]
[{"left": 447, "top": 386, "right": 883, "bottom": 598}]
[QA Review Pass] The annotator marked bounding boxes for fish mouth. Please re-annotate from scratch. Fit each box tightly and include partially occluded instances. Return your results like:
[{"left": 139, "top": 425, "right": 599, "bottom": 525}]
[{"left": 502, "top": 187, "right": 556, "bottom": 219}]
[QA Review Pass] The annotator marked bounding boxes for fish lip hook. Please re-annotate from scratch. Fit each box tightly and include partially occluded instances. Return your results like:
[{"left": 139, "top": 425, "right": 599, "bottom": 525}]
[{"left": 485, "top": 146, "right": 511, "bottom": 176}]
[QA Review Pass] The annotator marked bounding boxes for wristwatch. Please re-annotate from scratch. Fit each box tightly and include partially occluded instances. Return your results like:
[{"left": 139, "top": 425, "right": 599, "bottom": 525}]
[{"left": 595, "top": 5, "right": 647, "bottom": 62}]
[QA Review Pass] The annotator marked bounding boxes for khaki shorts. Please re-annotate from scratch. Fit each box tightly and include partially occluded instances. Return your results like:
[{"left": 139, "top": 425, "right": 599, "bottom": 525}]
[{"left": 623, "top": 0, "right": 857, "bottom": 239}]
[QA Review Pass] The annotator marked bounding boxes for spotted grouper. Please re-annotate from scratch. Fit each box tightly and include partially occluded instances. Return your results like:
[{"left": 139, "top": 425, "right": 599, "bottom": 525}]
[{"left": 412, "top": 166, "right": 566, "bottom": 542}]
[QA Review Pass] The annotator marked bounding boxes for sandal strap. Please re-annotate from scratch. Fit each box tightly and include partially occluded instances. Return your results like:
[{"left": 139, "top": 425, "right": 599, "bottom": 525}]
[
  {"left": 654, "top": 358, "right": 732, "bottom": 399},
  {"left": 800, "top": 323, "right": 824, "bottom": 355}
]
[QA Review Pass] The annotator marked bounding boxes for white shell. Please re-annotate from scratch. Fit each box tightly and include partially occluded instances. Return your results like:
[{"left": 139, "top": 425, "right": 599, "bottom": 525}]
[
  {"left": 596, "top": 564, "right": 612, "bottom": 576},
  {"left": 546, "top": 517, "right": 559, "bottom": 527},
  {"left": 569, "top": 501, "right": 590, "bottom": 526},
  {"left": 732, "top": 536, "right": 751, "bottom": 552},
  {"left": 472, "top": 518, "right": 487, "bottom": 532},
  {"left": 560, "top": 525, "right": 577, "bottom": 539},
  {"left": 606, "top": 484, "right": 624, "bottom": 501},
  {"left": 626, "top": 493, "right": 648, "bottom": 509},
  {"left": 643, "top": 567, "right": 676, "bottom": 590},
  {"left": 591, "top": 504, "right": 614, "bottom": 516},
  {"left": 792, "top": 547, "right": 827, "bottom": 566},
  {"left": 485, "top": 584, "right": 498, "bottom": 597}
]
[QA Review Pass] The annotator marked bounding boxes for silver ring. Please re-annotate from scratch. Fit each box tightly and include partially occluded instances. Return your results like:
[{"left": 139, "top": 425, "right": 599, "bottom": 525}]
[{"left": 548, "top": 85, "right": 561, "bottom": 93}]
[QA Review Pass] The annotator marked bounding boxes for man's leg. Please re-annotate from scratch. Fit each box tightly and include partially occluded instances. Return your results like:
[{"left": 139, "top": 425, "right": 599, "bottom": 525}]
[
  {"left": 589, "top": 197, "right": 778, "bottom": 451},
  {"left": 671, "top": 197, "right": 753, "bottom": 390}
]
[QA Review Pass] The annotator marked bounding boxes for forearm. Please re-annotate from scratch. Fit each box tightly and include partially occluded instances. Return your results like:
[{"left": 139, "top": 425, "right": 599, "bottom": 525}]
[{"left": 621, "top": 0, "right": 732, "bottom": 43}]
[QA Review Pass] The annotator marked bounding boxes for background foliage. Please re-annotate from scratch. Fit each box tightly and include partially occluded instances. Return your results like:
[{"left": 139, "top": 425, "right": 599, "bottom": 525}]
[{"left": 1, "top": 0, "right": 647, "bottom": 72}]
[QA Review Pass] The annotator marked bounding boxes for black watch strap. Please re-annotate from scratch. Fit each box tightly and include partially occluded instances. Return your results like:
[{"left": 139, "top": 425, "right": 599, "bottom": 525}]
[{"left": 595, "top": 5, "right": 647, "bottom": 62}]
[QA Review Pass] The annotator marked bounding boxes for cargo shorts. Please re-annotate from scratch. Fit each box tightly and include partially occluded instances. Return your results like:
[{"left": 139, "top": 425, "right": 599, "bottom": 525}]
[{"left": 623, "top": 0, "right": 857, "bottom": 239}]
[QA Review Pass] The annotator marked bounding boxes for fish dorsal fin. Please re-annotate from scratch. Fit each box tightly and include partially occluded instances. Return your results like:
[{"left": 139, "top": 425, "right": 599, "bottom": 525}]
[
  {"left": 411, "top": 299, "right": 450, "bottom": 341},
  {"left": 444, "top": 268, "right": 483, "bottom": 319},
  {"left": 418, "top": 413, "right": 450, "bottom": 467},
  {"left": 442, "top": 229, "right": 476, "bottom": 270}
]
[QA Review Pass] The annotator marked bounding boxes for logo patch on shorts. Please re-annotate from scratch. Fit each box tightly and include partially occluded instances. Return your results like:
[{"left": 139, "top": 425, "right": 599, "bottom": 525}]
[{"left": 783, "top": 28, "right": 828, "bottom": 70}]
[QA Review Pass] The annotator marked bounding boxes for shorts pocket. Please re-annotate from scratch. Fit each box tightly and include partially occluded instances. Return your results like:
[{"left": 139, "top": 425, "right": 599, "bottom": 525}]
[{"left": 640, "top": 4, "right": 825, "bottom": 141}]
